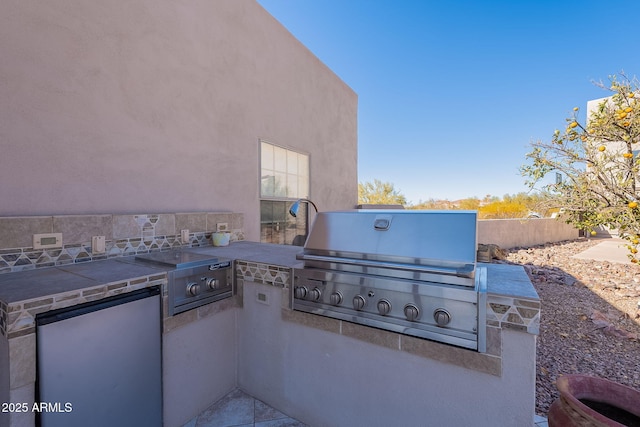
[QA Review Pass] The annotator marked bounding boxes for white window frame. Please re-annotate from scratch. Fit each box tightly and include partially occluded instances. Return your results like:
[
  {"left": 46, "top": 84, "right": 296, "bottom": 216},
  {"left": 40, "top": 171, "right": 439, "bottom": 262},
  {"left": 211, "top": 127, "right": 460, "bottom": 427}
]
[{"left": 259, "top": 140, "right": 311, "bottom": 245}]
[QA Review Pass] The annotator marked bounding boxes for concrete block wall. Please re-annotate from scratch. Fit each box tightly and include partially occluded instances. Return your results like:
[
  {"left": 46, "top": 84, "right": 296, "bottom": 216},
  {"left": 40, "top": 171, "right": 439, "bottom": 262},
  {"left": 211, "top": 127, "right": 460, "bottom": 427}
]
[{"left": 478, "top": 218, "right": 579, "bottom": 249}]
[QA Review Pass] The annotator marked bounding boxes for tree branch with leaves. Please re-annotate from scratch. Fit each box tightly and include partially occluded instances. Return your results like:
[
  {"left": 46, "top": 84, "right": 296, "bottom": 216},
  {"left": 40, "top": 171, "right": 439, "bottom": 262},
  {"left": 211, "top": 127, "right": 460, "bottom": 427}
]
[
  {"left": 358, "top": 179, "right": 407, "bottom": 206},
  {"left": 521, "top": 72, "right": 640, "bottom": 262}
]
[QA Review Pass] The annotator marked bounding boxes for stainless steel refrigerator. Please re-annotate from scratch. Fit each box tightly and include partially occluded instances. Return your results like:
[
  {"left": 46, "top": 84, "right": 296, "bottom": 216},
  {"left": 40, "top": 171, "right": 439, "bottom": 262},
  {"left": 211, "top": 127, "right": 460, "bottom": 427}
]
[{"left": 36, "top": 287, "right": 162, "bottom": 427}]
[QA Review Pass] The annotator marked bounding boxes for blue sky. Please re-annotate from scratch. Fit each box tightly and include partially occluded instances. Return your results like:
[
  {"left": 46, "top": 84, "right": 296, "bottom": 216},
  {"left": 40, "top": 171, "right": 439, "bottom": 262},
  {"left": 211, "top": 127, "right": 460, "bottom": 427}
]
[{"left": 257, "top": 0, "right": 640, "bottom": 204}]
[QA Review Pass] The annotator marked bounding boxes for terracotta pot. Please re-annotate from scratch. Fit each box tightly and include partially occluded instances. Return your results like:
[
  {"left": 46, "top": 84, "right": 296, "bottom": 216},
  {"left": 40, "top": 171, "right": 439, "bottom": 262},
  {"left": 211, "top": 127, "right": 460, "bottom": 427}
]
[{"left": 548, "top": 374, "right": 640, "bottom": 427}]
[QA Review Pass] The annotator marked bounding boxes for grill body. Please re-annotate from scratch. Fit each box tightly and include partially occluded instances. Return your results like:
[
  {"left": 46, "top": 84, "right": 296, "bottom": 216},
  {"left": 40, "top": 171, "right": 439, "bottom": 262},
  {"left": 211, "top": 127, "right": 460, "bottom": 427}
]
[{"left": 293, "top": 210, "right": 486, "bottom": 351}]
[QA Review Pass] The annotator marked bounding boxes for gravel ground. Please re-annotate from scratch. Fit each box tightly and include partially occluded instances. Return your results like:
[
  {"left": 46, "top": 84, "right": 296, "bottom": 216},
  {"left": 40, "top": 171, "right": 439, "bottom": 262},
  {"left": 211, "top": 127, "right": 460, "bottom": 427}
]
[{"left": 496, "top": 238, "right": 640, "bottom": 416}]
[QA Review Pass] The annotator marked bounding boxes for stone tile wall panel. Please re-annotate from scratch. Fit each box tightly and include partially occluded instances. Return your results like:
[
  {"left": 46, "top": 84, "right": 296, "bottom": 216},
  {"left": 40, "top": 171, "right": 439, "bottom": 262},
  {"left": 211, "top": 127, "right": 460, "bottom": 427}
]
[{"left": 0, "top": 212, "right": 244, "bottom": 274}]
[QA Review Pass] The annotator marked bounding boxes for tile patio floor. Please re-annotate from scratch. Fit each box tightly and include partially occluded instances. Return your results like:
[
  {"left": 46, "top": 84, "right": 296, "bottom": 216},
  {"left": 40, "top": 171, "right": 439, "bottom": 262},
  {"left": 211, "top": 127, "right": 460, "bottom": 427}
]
[
  {"left": 182, "top": 389, "right": 307, "bottom": 427},
  {"left": 184, "top": 388, "right": 548, "bottom": 427},
  {"left": 534, "top": 413, "right": 549, "bottom": 427}
]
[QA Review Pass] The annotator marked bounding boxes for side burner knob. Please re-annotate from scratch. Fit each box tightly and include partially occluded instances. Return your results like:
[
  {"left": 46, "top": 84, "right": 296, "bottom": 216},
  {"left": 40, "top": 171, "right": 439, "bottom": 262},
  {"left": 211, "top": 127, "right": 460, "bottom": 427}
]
[
  {"left": 294, "top": 286, "right": 308, "bottom": 299},
  {"left": 309, "top": 287, "right": 322, "bottom": 301},
  {"left": 404, "top": 304, "right": 420, "bottom": 321},
  {"left": 187, "top": 282, "right": 201, "bottom": 297},
  {"left": 329, "top": 292, "right": 343, "bottom": 306},
  {"left": 353, "top": 295, "right": 366, "bottom": 311},
  {"left": 433, "top": 309, "right": 451, "bottom": 327},
  {"left": 377, "top": 299, "right": 392, "bottom": 315}
]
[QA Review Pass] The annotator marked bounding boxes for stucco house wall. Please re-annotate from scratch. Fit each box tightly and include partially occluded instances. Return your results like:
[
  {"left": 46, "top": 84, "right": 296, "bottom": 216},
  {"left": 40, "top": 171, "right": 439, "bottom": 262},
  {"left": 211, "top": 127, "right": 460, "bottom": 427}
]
[
  {"left": 0, "top": 0, "right": 358, "bottom": 241},
  {"left": 586, "top": 95, "right": 629, "bottom": 156}
]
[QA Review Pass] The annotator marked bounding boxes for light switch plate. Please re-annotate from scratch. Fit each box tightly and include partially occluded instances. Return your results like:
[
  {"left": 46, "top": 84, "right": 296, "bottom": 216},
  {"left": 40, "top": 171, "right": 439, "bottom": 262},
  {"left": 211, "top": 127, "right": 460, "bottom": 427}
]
[
  {"left": 216, "top": 223, "right": 229, "bottom": 232},
  {"left": 181, "top": 229, "right": 190, "bottom": 243},
  {"left": 33, "top": 233, "right": 62, "bottom": 250}
]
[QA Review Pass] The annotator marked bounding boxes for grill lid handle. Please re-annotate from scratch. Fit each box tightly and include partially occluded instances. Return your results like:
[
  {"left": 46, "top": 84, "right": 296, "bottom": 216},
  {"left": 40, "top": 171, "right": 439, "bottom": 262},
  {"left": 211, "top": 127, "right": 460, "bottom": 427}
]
[
  {"left": 296, "top": 253, "right": 475, "bottom": 278},
  {"left": 373, "top": 215, "right": 392, "bottom": 231}
]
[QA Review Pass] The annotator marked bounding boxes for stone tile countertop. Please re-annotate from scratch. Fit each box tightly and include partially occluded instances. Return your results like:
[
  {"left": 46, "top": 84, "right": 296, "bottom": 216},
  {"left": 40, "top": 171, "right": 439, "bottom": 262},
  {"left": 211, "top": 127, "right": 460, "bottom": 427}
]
[
  {"left": 0, "top": 259, "right": 167, "bottom": 304},
  {"left": 0, "top": 241, "right": 303, "bottom": 305},
  {"left": 480, "top": 262, "right": 539, "bottom": 300},
  {"left": 185, "top": 241, "right": 304, "bottom": 268},
  {"left": 0, "top": 241, "right": 537, "bottom": 306}
]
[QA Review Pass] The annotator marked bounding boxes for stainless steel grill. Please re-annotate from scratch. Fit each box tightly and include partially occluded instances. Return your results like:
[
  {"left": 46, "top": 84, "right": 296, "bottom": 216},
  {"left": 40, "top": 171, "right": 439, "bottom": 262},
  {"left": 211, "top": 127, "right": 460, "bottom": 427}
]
[{"left": 292, "top": 210, "right": 486, "bottom": 351}]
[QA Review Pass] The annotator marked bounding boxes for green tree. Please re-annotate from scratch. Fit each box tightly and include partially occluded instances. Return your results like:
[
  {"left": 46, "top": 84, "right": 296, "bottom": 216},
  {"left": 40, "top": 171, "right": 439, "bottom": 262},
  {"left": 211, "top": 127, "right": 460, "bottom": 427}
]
[
  {"left": 458, "top": 197, "right": 480, "bottom": 210},
  {"left": 478, "top": 199, "right": 528, "bottom": 219},
  {"left": 358, "top": 179, "right": 407, "bottom": 206},
  {"left": 410, "top": 198, "right": 442, "bottom": 210},
  {"left": 521, "top": 72, "right": 640, "bottom": 262},
  {"left": 410, "top": 199, "right": 457, "bottom": 210}
]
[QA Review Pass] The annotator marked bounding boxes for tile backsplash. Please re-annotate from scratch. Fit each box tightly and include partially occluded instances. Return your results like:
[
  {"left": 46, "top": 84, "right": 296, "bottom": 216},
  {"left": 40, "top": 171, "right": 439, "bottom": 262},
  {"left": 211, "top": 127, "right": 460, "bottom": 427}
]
[{"left": 0, "top": 212, "right": 244, "bottom": 274}]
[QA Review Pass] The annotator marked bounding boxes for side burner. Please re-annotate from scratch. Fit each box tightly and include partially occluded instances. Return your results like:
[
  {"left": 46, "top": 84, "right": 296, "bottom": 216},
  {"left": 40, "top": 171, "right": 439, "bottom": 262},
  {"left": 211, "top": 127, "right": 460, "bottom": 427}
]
[{"left": 137, "top": 250, "right": 233, "bottom": 316}]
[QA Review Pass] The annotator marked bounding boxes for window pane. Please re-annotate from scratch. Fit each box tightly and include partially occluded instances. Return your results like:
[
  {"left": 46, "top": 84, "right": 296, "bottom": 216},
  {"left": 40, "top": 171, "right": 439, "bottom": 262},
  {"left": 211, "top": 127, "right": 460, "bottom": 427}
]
[
  {"left": 273, "top": 172, "right": 287, "bottom": 197},
  {"left": 261, "top": 142, "right": 274, "bottom": 171},
  {"left": 286, "top": 174, "right": 298, "bottom": 198},
  {"left": 274, "top": 146, "right": 287, "bottom": 172},
  {"left": 260, "top": 201, "right": 308, "bottom": 245},
  {"left": 260, "top": 171, "right": 274, "bottom": 197},
  {"left": 273, "top": 201, "right": 287, "bottom": 224},
  {"left": 298, "top": 154, "right": 309, "bottom": 176},
  {"left": 261, "top": 200, "right": 274, "bottom": 222},
  {"left": 260, "top": 200, "right": 274, "bottom": 243},
  {"left": 287, "top": 151, "right": 298, "bottom": 174},
  {"left": 298, "top": 176, "right": 309, "bottom": 199}
]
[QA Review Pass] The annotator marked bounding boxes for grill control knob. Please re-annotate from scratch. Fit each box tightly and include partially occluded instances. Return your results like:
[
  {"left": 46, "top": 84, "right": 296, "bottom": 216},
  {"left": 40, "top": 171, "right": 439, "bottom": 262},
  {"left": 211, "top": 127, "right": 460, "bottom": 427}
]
[
  {"left": 434, "top": 309, "right": 451, "bottom": 327},
  {"left": 377, "top": 299, "right": 392, "bottom": 315},
  {"left": 206, "top": 278, "right": 219, "bottom": 290},
  {"left": 187, "top": 282, "right": 201, "bottom": 297},
  {"left": 404, "top": 304, "right": 420, "bottom": 321},
  {"left": 329, "top": 292, "right": 343, "bottom": 306},
  {"left": 353, "top": 295, "right": 366, "bottom": 311},
  {"left": 309, "top": 287, "right": 322, "bottom": 301},
  {"left": 294, "top": 286, "right": 308, "bottom": 299}
]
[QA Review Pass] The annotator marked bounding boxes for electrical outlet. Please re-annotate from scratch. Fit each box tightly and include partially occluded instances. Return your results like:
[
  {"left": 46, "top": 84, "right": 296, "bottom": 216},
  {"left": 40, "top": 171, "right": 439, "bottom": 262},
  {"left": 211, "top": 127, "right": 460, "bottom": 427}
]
[
  {"left": 216, "top": 223, "right": 229, "bottom": 232},
  {"left": 181, "top": 229, "right": 190, "bottom": 243},
  {"left": 33, "top": 233, "right": 62, "bottom": 250},
  {"left": 92, "top": 236, "right": 106, "bottom": 253},
  {"left": 256, "top": 291, "right": 269, "bottom": 305}
]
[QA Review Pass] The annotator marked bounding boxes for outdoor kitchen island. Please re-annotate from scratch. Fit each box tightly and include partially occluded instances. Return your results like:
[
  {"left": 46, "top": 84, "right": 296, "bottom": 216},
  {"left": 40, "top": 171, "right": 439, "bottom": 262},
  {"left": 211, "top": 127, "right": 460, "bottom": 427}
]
[{"left": 0, "top": 241, "right": 539, "bottom": 427}]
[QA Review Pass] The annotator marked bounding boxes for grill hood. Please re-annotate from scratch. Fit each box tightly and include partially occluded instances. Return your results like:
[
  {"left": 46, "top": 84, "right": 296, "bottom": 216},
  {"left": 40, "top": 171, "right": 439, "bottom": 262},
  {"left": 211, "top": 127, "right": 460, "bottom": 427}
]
[{"left": 298, "top": 210, "right": 478, "bottom": 284}]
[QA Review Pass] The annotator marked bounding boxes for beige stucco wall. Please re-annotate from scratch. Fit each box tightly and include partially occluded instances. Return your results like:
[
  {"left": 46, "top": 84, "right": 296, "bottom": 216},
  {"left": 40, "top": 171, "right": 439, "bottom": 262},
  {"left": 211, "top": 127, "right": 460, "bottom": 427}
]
[
  {"left": 238, "top": 281, "right": 537, "bottom": 427},
  {"left": 478, "top": 218, "right": 579, "bottom": 249},
  {"left": 0, "top": 0, "right": 358, "bottom": 241}
]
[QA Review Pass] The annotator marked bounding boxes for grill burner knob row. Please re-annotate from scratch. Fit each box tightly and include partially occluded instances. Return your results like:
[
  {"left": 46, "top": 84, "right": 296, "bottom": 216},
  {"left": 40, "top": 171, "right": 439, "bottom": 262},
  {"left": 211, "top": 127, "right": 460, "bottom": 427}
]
[
  {"left": 308, "top": 287, "right": 322, "bottom": 301},
  {"left": 353, "top": 295, "right": 366, "bottom": 311},
  {"left": 433, "top": 308, "right": 451, "bottom": 327},
  {"left": 404, "top": 303, "right": 420, "bottom": 321},
  {"left": 329, "top": 291, "right": 343, "bottom": 306},
  {"left": 187, "top": 282, "right": 201, "bottom": 297},
  {"left": 377, "top": 299, "right": 392, "bottom": 315},
  {"left": 294, "top": 286, "right": 307, "bottom": 299}
]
